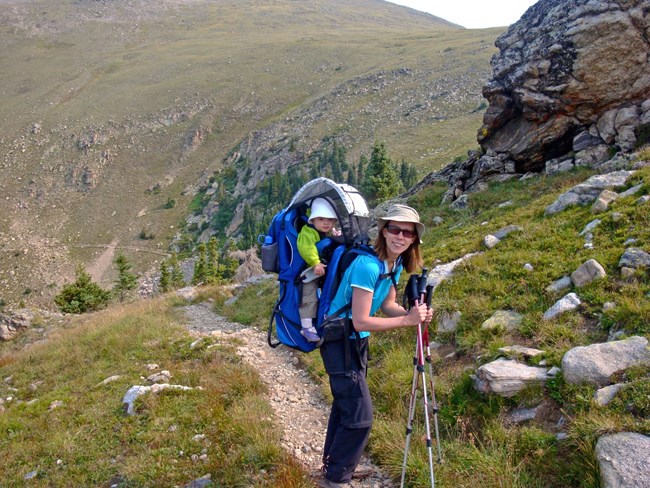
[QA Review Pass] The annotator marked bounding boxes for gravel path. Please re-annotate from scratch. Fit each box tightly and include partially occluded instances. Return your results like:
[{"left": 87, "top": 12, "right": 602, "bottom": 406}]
[{"left": 183, "top": 301, "right": 394, "bottom": 487}]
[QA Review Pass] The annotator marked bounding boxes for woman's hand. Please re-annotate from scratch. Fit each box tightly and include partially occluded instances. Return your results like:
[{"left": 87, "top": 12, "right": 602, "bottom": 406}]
[
  {"left": 405, "top": 301, "right": 428, "bottom": 326},
  {"left": 424, "top": 306, "right": 434, "bottom": 325}
]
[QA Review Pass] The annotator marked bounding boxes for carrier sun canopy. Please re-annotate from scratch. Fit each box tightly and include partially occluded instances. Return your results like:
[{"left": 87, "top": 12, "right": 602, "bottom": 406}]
[{"left": 287, "top": 177, "right": 370, "bottom": 241}]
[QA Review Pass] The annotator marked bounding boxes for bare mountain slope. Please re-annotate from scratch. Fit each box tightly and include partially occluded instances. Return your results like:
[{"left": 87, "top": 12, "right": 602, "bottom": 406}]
[{"left": 0, "top": 0, "right": 500, "bottom": 307}]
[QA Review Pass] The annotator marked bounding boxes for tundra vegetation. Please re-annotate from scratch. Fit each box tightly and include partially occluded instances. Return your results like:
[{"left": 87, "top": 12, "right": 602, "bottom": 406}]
[{"left": 3, "top": 158, "right": 646, "bottom": 486}]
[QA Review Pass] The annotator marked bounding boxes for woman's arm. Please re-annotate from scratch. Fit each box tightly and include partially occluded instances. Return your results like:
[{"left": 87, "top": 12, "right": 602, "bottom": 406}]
[
  {"left": 380, "top": 286, "right": 408, "bottom": 317},
  {"left": 351, "top": 287, "right": 428, "bottom": 332}
]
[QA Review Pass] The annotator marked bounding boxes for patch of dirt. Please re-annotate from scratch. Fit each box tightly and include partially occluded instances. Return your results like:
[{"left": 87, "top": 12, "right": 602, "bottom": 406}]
[
  {"left": 86, "top": 238, "right": 119, "bottom": 282},
  {"left": 182, "top": 301, "right": 395, "bottom": 487}
]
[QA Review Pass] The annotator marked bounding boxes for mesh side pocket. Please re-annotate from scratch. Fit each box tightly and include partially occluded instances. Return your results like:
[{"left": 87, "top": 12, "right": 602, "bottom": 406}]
[{"left": 261, "top": 242, "right": 278, "bottom": 272}]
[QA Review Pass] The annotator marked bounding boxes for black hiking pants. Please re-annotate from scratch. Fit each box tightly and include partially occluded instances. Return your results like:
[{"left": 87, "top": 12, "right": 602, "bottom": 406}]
[{"left": 319, "top": 336, "right": 372, "bottom": 483}]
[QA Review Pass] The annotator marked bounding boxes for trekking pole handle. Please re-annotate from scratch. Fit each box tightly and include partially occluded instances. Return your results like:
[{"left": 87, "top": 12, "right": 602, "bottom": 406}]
[
  {"left": 417, "top": 268, "right": 429, "bottom": 299},
  {"left": 406, "top": 274, "right": 419, "bottom": 308},
  {"left": 425, "top": 284, "right": 434, "bottom": 309}
]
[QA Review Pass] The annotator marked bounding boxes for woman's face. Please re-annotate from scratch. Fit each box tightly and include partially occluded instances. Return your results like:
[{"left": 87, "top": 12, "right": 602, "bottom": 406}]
[{"left": 382, "top": 221, "right": 417, "bottom": 259}]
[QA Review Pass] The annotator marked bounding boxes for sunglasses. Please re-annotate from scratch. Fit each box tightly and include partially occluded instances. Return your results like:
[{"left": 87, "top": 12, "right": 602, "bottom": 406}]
[{"left": 384, "top": 224, "right": 417, "bottom": 239}]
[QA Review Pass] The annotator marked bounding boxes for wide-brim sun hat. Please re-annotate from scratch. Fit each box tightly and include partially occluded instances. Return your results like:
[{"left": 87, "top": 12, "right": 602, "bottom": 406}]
[
  {"left": 377, "top": 204, "right": 425, "bottom": 243},
  {"left": 308, "top": 197, "right": 337, "bottom": 223}
]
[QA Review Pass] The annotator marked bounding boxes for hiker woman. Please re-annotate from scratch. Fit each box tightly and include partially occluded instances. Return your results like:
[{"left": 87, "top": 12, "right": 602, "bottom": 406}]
[{"left": 318, "top": 204, "right": 433, "bottom": 487}]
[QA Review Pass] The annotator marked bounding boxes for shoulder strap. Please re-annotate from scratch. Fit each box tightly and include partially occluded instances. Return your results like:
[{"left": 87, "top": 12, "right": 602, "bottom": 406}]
[{"left": 329, "top": 252, "right": 399, "bottom": 319}]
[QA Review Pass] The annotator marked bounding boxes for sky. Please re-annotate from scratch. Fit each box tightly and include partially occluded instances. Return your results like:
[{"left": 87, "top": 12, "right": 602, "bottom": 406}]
[{"left": 386, "top": 0, "right": 539, "bottom": 29}]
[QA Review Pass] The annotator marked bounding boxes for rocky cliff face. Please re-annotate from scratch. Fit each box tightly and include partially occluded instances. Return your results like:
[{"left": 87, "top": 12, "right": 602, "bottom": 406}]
[{"left": 417, "top": 0, "right": 650, "bottom": 198}]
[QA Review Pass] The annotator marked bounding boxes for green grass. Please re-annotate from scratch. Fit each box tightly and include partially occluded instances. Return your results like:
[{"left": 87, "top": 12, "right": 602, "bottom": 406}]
[{"left": 0, "top": 298, "right": 309, "bottom": 487}]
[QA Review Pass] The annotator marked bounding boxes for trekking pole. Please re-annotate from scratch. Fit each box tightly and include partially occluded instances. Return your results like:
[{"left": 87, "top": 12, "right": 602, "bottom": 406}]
[
  {"left": 400, "top": 269, "right": 436, "bottom": 488},
  {"left": 423, "top": 284, "right": 443, "bottom": 464}
]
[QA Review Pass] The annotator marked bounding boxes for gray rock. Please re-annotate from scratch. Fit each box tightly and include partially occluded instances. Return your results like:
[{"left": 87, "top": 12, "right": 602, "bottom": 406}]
[
  {"left": 176, "top": 286, "right": 198, "bottom": 300},
  {"left": 481, "top": 310, "right": 524, "bottom": 331},
  {"left": 546, "top": 276, "right": 572, "bottom": 293},
  {"left": 450, "top": 194, "right": 468, "bottom": 210},
  {"left": 0, "top": 310, "right": 33, "bottom": 341},
  {"left": 545, "top": 171, "right": 635, "bottom": 215},
  {"left": 183, "top": 474, "right": 213, "bottom": 488},
  {"left": 579, "top": 219, "right": 601, "bottom": 236},
  {"left": 571, "top": 259, "right": 606, "bottom": 288},
  {"left": 573, "top": 130, "right": 603, "bottom": 152},
  {"left": 546, "top": 157, "right": 575, "bottom": 175},
  {"left": 474, "top": 359, "right": 548, "bottom": 397},
  {"left": 619, "top": 183, "right": 644, "bottom": 198},
  {"left": 146, "top": 370, "right": 172, "bottom": 383},
  {"left": 596, "top": 432, "right": 650, "bottom": 488},
  {"left": 479, "top": 0, "right": 650, "bottom": 170},
  {"left": 484, "top": 234, "right": 500, "bottom": 249},
  {"left": 543, "top": 293, "right": 581, "bottom": 320},
  {"left": 591, "top": 189, "right": 619, "bottom": 214},
  {"left": 122, "top": 384, "right": 194, "bottom": 416},
  {"left": 594, "top": 383, "right": 623, "bottom": 407},
  {"left": 437, "top": 311, "right": 461, "bottom": 333},
  {"left": 561, "top": 336, "right": 650, "bottom": 386},
  {"left": 492, "top": 225, "right": 523, "bottom": 240},
  {"left": 504, "top": 406, "right": 539, "bottom": 425},
  {"left": 597, "top": 109, "right": 618, "bottom": 145},
  {"left": 618, "top": 247, "right": 650, "bottom": 269},
  {"left": 426, "top": 253, "right": 480, "bottom": 292}
]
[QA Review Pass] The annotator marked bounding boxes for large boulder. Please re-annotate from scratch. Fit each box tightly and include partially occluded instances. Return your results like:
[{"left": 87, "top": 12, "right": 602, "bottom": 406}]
[
  {"left": 473, "top": 358, "right": 549, "bottom": 397},
  {"left": 479, "top": 0, "right": 650, "bottom": 172},
  {"left": 596, "top": 432, "right": 650, "bottom": 488},
  {"left": 561, "top": 336, "right": 650, "bottom": 386}
]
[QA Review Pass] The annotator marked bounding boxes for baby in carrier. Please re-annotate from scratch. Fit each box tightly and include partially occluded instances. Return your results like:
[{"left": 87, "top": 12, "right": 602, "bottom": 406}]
[{"left": 297, "top": 198, "right": 340, "bottom": 342}]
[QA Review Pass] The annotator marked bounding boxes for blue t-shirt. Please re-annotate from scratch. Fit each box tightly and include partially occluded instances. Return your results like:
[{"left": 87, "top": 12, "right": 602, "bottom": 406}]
[{"left": 327, "top": 254, "right": 402, "bottom": 338}]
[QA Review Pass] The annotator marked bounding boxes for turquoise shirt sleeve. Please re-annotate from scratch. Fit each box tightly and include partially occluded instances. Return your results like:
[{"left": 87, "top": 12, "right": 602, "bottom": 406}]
[{"left": 297, "top": 225, "right": 321, "bottom": 267}]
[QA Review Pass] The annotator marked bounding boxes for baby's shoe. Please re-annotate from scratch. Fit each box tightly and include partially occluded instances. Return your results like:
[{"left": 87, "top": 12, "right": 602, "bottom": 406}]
[{"left": 300, "top": 326, "right": 320, "bottom": 342}]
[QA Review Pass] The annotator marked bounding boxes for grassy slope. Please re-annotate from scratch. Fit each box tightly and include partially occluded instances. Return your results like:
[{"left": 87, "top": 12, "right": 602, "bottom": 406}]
[
  {"left": 1, "top": 162, "right": 647, "bottom": 487},
  {"left": 0, "top": 0, "right": 500, "bottom": 307},
  {"left": 217, "top": 163, "right": 650, "bottom": 487},
  {"left": 0, "top": 295, "right": 311, "bottom": 486}
]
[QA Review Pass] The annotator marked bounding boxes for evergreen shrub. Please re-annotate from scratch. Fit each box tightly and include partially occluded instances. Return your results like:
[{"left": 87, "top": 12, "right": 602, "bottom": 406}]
[{"left": 54, "top": 266, "right": 111, "bottom": 314}]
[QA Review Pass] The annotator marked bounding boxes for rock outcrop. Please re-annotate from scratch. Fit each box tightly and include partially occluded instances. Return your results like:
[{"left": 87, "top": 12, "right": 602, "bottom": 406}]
[
  {"left": 480, "top": 0, "right": 650, "bottom": 169},
  {"left": 408, "top": 0, "right": 650, "bottom": 200}
]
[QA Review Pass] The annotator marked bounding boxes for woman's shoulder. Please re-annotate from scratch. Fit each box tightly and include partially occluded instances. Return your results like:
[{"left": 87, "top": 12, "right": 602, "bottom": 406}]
[{"left": 352, "top": 253, "right": 383, "bottom": 272}]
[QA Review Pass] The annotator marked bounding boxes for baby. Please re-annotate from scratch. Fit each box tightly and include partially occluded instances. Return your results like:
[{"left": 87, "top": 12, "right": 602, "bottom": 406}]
[{"left": 296, "top": 198, "right": 339, "bottom": 342}]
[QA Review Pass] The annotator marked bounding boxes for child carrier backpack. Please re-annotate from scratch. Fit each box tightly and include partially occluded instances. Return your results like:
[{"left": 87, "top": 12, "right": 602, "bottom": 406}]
[{"left": 260, "top": 177, "right": 378, "bottom": 352}]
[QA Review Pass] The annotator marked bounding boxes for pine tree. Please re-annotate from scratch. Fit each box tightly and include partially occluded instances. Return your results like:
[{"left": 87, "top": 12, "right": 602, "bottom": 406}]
[
  {"left": 192, "top": 242, "right": 207, "bottom": 284},
  {"left": 54, "top": 266, "right": 111, "bottom": 314},
  {"left": 159, "top": 259, "right": 171, "bottom": 293},
  {"left": 357, "top": 154, "right": 368, "bottom": 184},
  {"left": 346, "top": 162, "right": 357, "bottom": 186},
  {"left": 361, "top": 141, "right": 404, "bottom": 205},
  {"left": 220, "top": 240, "right": 239, "bottom": 280},
  {"left": 169, "top": 252, "right": 185, "bottom": 289},
  {"left": 113, "top": 253, "right": 138, "bottom": 301},
  {"left": 205, "top": 237, "right": 220, "bottom": 283},
  {"left": 399, "top": 159, "right": 418, "bottom": 190},
  {"left": 241, "top": 204, "right": 257, "bottom": 249}
]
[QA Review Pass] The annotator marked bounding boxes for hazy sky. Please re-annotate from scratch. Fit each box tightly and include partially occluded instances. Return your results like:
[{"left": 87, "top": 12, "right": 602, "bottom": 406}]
[{"left": 386, "top": 0, "right": 539, "bottom": 29}]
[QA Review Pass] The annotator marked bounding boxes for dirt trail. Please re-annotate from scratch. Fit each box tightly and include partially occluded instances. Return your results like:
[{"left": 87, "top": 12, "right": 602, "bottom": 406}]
[
  {"left": 86, "top": 238, "right": 119, "bottom": 282},
  {"left": 182, "top": 301, "right": 394, "bottom": 487}
]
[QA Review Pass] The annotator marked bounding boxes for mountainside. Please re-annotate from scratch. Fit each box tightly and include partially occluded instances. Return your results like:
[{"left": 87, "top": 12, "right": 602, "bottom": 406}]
[
  {"left": 0, "top": 0, "right": 499, "bottom": 308},
  {"left": 1, "top": 2, "right": 649, "bottom": 486}
]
